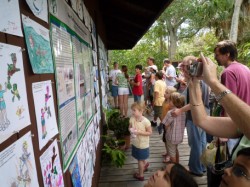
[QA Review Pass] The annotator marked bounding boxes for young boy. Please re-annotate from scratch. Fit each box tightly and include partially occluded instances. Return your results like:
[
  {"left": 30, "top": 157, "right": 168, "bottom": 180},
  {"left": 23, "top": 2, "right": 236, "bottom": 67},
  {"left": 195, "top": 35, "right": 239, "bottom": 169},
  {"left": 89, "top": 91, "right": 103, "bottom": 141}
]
[
  {"left": 129, "top": 102, "right": 152, "bottom": 181},
  {"left": 151, "top": 71, "right": 166, "bottom": 127},
  {"left": 158, "top": 86, "right": 177, "bottom": 162},
  {"left": 130, "top": 65, "right": 143, "bottom": 102},
  {"left": 160, "top": 92, "right": 186, "bottom": 163}
]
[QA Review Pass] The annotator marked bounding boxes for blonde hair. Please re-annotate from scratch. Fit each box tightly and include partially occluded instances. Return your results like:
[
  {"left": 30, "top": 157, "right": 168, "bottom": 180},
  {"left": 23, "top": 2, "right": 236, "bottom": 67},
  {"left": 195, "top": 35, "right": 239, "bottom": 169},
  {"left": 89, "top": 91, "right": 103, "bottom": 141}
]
[
  {"left": 170, "top": 92, "right": 185, "bottom": 108},
  {"left": 131, "top": 102, "right": 145, "bottom": 112},
  {"left": 166, "top": 86, "right": 177, "bottom": 94}
]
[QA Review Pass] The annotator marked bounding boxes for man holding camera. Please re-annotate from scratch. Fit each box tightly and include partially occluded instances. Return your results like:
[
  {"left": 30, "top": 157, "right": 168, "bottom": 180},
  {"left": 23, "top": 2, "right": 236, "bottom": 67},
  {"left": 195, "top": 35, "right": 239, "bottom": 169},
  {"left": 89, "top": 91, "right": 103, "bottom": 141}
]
[
  {"left": 214, "top": 40, "right": 250, "bottom": 153},
  {"left": 171, "top": 56, "right": 210, "bottom": 177}
]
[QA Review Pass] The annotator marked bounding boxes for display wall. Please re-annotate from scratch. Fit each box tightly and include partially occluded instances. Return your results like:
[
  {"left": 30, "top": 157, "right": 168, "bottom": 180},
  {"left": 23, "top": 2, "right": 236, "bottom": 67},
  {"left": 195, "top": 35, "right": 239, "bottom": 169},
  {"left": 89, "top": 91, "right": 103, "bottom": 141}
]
[{"left": 0, "top": 0, "right": 109, "bottom": 186}]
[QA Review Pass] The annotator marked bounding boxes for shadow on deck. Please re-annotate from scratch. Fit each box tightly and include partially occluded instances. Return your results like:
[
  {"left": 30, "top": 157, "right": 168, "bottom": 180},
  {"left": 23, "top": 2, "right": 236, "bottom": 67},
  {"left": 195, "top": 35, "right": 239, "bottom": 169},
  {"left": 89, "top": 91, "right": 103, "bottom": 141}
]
[{"left": 99, "top": 97, "right": 207, "bottom": 187}]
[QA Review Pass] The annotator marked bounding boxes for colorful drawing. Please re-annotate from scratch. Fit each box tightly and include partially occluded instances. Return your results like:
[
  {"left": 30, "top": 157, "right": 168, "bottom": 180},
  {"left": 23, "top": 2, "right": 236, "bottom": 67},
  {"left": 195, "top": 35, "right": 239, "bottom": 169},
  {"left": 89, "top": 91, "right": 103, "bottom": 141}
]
[
  {"left": 0, "top": 43, "right": 31, "bottom": 143},
  {"left": 16, "top": 105, "right": 25, "bottom": 117},
  {"left": 11, "top": 83, "right": 21, "bottom": 102},
  {"left": 7, "top": 53, "right": 20, "bottom": 89},
  {"left": 69, "top": 155, "right": 82, "bottom": 187},
  {"left": 41, "top": 108, "right": 47, "bottom": 139},
  {"left": 22, "top": 15, "right": 54, "bottom": 74},
  {"left": 0, "top": 82, "right": 10, "bottom": 131},
  {"left": 45, "top": 85, "right": 52, "bottom": 118},
  {"left": 40, "top": 140, "right": 64, "bottom": 187},
  {"left": 32, "top": 80, "right": 58, "bottom": 150},
  {"left": 17, "top": 141, "right": 32, "bottom": 184}
]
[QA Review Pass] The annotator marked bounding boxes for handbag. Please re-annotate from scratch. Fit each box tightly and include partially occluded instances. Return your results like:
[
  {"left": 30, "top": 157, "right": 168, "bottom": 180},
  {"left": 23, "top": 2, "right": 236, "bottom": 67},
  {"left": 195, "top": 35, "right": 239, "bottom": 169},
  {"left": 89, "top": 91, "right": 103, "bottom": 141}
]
[
  {"left": 200, "top": 139, "right": 227, "bottom": 168},
  {"left": 206, "top": 139, "right": 230, "bottom": 187}
]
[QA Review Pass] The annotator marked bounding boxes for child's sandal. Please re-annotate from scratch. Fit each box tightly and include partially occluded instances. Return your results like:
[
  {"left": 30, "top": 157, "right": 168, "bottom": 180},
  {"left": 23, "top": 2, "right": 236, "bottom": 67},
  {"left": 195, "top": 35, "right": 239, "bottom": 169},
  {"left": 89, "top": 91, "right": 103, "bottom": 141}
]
[
  {"left": 144, "top": 162, "right": 149, "bottom": 172},
  {"left": 162, "top": 155, "right": 171, "bottom": 163},
  {"left": 133, "top": 173, "right": 144, "bottom": 181}
]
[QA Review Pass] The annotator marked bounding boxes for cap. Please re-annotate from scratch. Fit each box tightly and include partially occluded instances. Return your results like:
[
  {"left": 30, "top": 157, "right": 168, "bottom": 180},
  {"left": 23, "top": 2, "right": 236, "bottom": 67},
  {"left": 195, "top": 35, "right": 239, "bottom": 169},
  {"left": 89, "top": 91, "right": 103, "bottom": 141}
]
[{"left": 148, "top": 65, "right": 158, "bottom": 71}]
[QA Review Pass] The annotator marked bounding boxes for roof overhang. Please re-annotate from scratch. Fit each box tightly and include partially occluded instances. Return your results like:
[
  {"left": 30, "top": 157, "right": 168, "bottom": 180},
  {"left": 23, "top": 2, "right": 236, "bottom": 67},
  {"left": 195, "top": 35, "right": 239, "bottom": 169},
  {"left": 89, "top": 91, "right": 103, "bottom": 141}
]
[{"left": 99, "top": 0, "right": 174, "bottom": 50}]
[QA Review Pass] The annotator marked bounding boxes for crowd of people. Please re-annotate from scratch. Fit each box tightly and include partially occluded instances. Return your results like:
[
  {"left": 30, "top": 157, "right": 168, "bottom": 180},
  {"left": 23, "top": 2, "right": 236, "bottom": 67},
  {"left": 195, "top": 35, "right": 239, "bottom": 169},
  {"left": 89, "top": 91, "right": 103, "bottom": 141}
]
[{"left": 108, "top": 40, "right": 250, "bottom": 187}]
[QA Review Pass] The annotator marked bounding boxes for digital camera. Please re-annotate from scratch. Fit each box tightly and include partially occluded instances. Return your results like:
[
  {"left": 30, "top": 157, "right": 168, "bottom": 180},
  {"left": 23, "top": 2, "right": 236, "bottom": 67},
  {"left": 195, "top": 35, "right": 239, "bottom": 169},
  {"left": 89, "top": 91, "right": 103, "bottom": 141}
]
[{"left": 187, "top": 61, "right": 203, "bottom": 77}]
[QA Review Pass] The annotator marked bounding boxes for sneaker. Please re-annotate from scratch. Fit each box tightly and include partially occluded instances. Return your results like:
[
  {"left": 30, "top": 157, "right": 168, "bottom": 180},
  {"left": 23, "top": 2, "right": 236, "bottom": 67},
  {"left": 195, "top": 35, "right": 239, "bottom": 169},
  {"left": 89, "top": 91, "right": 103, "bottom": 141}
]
[
  {"left": 151, "top": 121, "right": 157, "bottom": 127},
  {"left": 133, "top": 173, "right": 144, "bottom": 181},
  {"left": 157, "top": 123, "right": 164, "bottom": 134},
  {"left": 144, "top": 162, "right": 149, "bottom": 172}
]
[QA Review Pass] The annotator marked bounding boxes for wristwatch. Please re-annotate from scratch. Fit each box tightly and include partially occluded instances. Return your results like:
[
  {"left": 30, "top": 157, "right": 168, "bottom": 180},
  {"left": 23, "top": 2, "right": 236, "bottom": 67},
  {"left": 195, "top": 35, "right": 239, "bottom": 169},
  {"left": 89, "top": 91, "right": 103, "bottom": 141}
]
[{"left": 215, "top": 89, "right": 232, "bottom": 102}]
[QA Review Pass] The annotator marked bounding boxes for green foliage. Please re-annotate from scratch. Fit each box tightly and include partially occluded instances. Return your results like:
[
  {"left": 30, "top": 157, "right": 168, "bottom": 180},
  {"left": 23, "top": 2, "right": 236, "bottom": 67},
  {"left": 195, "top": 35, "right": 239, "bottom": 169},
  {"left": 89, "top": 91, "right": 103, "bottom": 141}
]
[
  {"left": 238, "top": 42, "right": 250, "bottom": 67},
  {"left": 102, "top": 139, "right": 126, "bottom": 168},
  {"left": 109, "top": 0, "right": 250, "bottom": 71},
  {"left": 107, "top": 110, "right": 130, "bottom": 138},
  {"left": 102, "top": 109, "right": 128, "bottom": 168}
]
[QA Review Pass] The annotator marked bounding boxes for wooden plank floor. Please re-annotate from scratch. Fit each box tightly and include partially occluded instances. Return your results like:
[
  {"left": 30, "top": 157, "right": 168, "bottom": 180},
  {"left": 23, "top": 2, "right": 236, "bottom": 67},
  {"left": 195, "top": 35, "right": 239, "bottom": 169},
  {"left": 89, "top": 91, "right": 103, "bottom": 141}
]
[{"left": 99, "top": 97, "right": 207, "bottom": 187}]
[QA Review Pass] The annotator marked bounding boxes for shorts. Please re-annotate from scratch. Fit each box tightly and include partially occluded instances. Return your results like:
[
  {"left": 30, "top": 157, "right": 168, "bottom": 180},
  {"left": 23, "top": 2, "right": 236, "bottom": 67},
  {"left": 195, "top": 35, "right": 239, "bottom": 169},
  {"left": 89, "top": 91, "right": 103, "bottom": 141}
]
[
  {"left": 166, "top": 139, "right": 178, "bottom": 157},
  {"left": 153, "top": 106, "right": 162, "bottom": 118},
  {"left": 132, "top": 145, "right": 149, "bottom": 160},
  {"left": 134, "top": 95, "right": 141, "bottom": 102},
  {"left": 118, "top": 87, "right": 129, "bottom": 95},
  {"left": 111, "top": 85, "right": 118, "bottom": 97}
]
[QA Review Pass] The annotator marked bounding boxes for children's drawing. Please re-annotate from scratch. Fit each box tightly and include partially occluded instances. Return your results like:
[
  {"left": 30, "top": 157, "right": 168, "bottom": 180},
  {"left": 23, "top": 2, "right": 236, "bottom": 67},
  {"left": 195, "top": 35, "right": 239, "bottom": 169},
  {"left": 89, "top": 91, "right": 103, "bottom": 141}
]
[
  {"left": 32, "top": 80, "right": 58, "bottom": 150},
  {"left": 18, "top": 141, "right": 31, "bottom": 183},
  {"left": 0, "top": 0, "right": 23, "bottom": 37},
  {"left": 41, "top": 108, "right": 47, "bottom": 139},
  {"left": 0, "top": 43, "right": 31, "bottom": 144},
  {"left": 0, "top": 83, "right": 10, "bottom": 130},
  {"left": 26, "top": 0, "right": 48, "bottom": 23},
  {"left": 45, "top": 85, "right": 52, "bottom": 118},
  {"left": 0, "top": 132, "right": 39, "bottom": 187},
  {"left": 40, "top": 140, "right": 64, "bottom": 187},
  {"left": 7, "top": 53, "right": 20, "bottom": 89},
  {"left": 22, "top": 15, "right": 54, "bottom": 74},
  {"left": 11, "top": 83, "right": 21, "bottom": 102}
]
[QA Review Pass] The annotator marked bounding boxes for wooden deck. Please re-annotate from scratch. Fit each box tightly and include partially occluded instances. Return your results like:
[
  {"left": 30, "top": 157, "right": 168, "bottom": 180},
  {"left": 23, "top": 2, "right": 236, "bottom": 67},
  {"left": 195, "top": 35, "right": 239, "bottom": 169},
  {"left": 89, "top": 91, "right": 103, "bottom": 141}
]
[{"left": 99, "top": 97, "right": 208, "bottom": 187}]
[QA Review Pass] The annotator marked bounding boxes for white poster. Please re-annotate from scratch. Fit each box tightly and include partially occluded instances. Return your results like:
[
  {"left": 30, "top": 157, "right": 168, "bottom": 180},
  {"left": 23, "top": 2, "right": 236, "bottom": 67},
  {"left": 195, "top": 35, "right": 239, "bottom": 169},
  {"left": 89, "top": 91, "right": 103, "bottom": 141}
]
[
  {"left": 0, "top": 131, "right": 39, "bottom": 187},
  {"left": 32, "top": 80, "right": 59, "bottom": 150},
  {"left": 0, "top": 43, "right": 31, "bottom": 144},
  {"left": 26, "top": 0, "right": 49, "bottom": 23},
  {"left": 0, "top": 0, "right": 23, "bottom": 37},
  {"left": 48, "top": 0, "right": 90, "bottom": 43},
  {"left": 40, "top": 140, "right": 64, "bottom": 187}
]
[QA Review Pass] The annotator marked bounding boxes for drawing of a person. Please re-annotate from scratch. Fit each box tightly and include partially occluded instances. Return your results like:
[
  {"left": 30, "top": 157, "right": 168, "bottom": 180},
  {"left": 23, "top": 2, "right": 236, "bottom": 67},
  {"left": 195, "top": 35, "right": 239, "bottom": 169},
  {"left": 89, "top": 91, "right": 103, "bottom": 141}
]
[
  {"left": 0, "top": 83, "right": 10, "bottom": 131},
  {"left": 18, "top": 141, "right": 31, "bottom": 183},
  {"left": 11, "top": 83, "right": 20, "bottom": 102},
  {"left": 41, "top": 108, "right": 47, "bottom": 139},
  {"left": 45, "top": 85, "right": 52, "bottom": 118},
  {"left": 51, "top": 146, "right": 57, "bottom": 173},
  {"left": 7, "top": 53, "right": 20, "bottom": 89}
]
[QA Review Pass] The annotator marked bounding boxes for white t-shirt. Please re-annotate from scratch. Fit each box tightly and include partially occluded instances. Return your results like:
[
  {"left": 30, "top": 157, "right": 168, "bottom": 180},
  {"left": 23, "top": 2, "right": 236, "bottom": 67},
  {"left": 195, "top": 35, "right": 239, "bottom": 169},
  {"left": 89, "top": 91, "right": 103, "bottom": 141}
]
[
  {"left": 165, "top": 65, "right": 177, "bottom": 86},
  {"left": 109, "top": 69, "right": 121, "bottom": 85}
]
